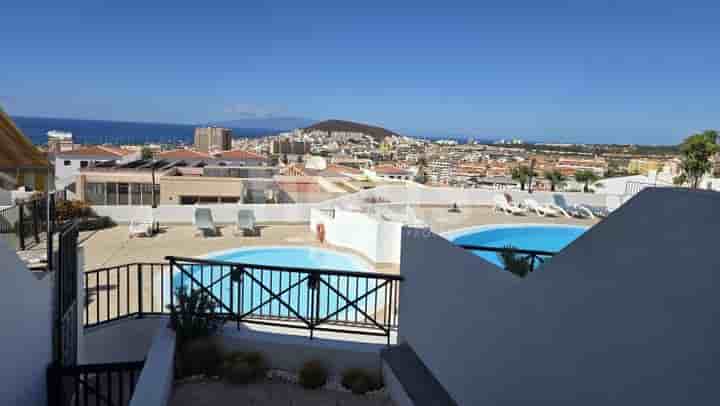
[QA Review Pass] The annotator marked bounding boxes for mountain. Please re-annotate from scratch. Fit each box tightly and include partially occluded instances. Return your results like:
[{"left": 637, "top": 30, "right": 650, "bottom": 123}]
[
  {"left": 211, "top": 116, "right": 314, "bottom": 131},
  {"left": 304, "top": 119, "right": 401, "bottom": 142}
]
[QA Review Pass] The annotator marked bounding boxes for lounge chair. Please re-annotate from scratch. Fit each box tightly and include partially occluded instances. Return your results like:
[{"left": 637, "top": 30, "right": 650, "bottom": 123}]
[
  {"left": 128, "top": 211, "right": 157, "bottom": 238},
  {"left": 129, "top": 220, "right": 153, "bottom": 238},
  {"left": 234, "top": 210, "right": 257, "bottom": 236},
  {"left": 551, "top": 195, "right": 594, "bottom": 219},
  {"left": 523, "top": 198, "right": 561, "bottom": 217},
  {"left": 193, "top": 207, "right": 218, "bottom": 237},
  {"left": 493, "top": 194, "right": 527, "bottom": 215}
]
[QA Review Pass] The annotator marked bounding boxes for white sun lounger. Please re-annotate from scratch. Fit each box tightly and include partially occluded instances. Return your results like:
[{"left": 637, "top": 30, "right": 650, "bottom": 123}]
[
  {"left": 129, "top": 220, "right": 153, "bottom": 238},
  {"left": 551, "top": 195, "right": 594, "bottom": 218},
  {"left": 493, "top": 194, "right": 527, "bottom": 215},
  {"left": 193, "top": 207, "right": 218, "bottom": 237},
  {"left": 234, "top": 210, "right": 257, "bottom": 236},
  {"left": 523, "top": 198, "right": 562, "bottom": 217}
]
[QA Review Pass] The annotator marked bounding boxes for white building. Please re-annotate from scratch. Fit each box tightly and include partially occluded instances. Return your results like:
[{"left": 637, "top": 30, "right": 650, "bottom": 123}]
[{"left": 54, "top": 146, "right": 138, "bottom": 190}]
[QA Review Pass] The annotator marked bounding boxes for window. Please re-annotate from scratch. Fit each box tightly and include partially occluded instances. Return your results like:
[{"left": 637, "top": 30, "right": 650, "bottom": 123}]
[
  {"left": 131, "top": 184, "right": 141, "bottom": 205},
  {"left": 118, "top": 183, "right": 129, "bottom": 205},
  {"left": 85, "top": 182, "right": 106, "bottom": 205},
  {"left": 106, "top": 183, "right": 118, "bottom": 205},
  {"left": 180, "top": 196, "right": 199, "bottom": 205},
  {"left": 64, "top": 160, "right": 71, "bottom": 166},
  {"left": 80, "top": 161, "right": 89, "bottom": 168}
]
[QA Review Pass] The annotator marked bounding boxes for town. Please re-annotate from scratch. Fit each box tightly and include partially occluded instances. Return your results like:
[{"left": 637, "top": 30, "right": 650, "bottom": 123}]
[{"left": 7, "top": 117, "right": 711, "bottom": 210}]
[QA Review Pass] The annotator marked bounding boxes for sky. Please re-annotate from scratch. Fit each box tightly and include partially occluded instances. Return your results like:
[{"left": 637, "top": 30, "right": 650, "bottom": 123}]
[{"left": 1, "top": 0, "right": 719, "bottom": 144}]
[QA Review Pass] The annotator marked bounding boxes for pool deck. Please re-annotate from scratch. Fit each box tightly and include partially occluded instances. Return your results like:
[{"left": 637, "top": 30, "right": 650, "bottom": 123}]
[{"left": 80, "top": 205, "right": 597, "bottom": 272}]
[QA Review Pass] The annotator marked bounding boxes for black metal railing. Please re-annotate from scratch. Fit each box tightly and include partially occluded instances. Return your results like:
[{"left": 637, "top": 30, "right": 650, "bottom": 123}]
[
  {"left": 84, "top": 258, "right": 403, "bottom": 343},
  {"left": 55, "top": 221, "right": 80, "bottom": 366},
  {"left": 47, "top": 360, "right": 144, "bottom": 406},
  {"left": 458, "top": 244, "right": 557, "bottom": 273},
  {"left": 0, "top": 190, "right": 66, "bottom": 252}
]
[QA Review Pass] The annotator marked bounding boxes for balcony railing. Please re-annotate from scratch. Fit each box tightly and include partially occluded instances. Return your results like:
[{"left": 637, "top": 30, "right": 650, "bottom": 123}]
[
  {"left": 47, "top": 360, "right": 144, "bottom": 406},
  {"left": 458, "top": 244, "right": 557, "bottom": 273},
  {"left": 84, "top": 258, "right": 403, "bottom": 343}
]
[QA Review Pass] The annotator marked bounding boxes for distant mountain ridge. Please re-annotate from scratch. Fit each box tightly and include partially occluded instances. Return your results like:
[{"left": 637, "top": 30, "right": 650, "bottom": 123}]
[
  {"left": 211, "top": 116, "right": 314, "bottom": 131},
  {"left": 304, "top": 119, "right": 401, "bottom": 142}
]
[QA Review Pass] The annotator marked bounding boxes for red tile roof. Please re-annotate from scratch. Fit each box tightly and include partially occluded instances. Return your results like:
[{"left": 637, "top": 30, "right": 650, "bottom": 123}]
[
  {"left": 326, "top": 164, "right": 363, "bottom": 175},
  {"left": 58, "top": 146, "right": 129, "bottom": 157},
  {"left": 156, "top": 149, "right": 210, "bottom": 159},
  {"left": 216, "top": 150, "right": 267, "bottom": 160},
  {"left": 374, "top": 165, "right": 412, "bottom": 175}
]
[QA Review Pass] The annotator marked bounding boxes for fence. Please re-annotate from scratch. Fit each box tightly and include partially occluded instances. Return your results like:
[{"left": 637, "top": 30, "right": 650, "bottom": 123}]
[
  {"left": 458, "top": 244, "right": 557, "bottom": 273},
  {"left": 47, "top": 361, "right": 145, "bottom": 406},
  {"left": 0, "top": 190, "right": 66, "bottom": 251},
  {"left": 84, "top": 258, "right": 403, "bottom": 343}
]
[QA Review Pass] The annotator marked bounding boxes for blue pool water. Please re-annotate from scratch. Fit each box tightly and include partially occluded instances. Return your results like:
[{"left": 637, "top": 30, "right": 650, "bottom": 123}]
[
  {"left": 210, "top": 247, "right": 371, "bottom": 272},
  {"left": 171, "top": 247, "right": 386, "bottom": 324},
  {"left": 451, "top": 225, "right": 587, "bottom": 267}
]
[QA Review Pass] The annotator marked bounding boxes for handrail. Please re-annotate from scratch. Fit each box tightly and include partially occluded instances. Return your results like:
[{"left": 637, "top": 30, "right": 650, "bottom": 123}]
[
  {"left": 84, "top": 259, "right": 402, "bottom": 343},
  {"left": 457, "top": 245, "right": 557, "bottom": 257},
  {"left": 165, "top": 255, "right": 405, "bottom": 281}
]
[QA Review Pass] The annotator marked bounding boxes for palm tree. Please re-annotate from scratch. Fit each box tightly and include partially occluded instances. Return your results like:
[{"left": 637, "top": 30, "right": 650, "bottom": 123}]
[
  {"left": 574, "top": 170, "right": 599, "bottom": 193},
  {"left": 511, "top": 166, "right": 535, "bottom": 191},
  {"left": 543, "top": 170, "right": 566, "bottom": 192}
]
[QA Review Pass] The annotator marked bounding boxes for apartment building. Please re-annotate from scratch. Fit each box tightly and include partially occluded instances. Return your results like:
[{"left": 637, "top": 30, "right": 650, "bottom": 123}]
[
  {"left": 54, "top": 146, "right": 139, "bottom": 189},
  {"left": 193, "top": 126, "right": 232, "bottom": 152},
  {"left": 47, "top": 130, "right": 74, "bottom": 153},
  {"left": 555, "top": 157, "right": 607, "bottom": 177},
  {"left": 428, "top": 158, "right": 457, "bottom": 184}
]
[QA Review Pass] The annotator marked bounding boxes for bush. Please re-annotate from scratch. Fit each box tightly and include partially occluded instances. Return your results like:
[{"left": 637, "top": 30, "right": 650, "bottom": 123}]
[
  {"left": 168, "top": 288, "right": 223, "bottom": 348},
  {"left": 222, "top": 351, "right": 267, "bottom": 384},
  {"left": 55, "top": 199, "right": 92, "bottom": 221},
  {"left": 298, "top": 360, "right": 328, "bottom": 390},
  {"left": 179, "top": 338, "right": 223, "bottom": 377},
  {"left": 341, "top": 368, "right": 383, "bottom": 395}
]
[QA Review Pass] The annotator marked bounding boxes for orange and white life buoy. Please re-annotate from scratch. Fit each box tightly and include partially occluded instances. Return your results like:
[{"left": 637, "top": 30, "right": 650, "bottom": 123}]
[{"left": 316, "top": 223, "right": 326, "bottom": 243}]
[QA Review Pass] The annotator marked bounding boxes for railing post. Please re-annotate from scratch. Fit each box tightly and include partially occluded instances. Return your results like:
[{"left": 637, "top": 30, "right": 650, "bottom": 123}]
[
  {"left": 137, "top": 264, "right": 144, "bottom": 318},
  {"left": 17, "top": 203, "right": 25, "bottom": 251},
  {"left": 32, "top": 199, "right": 40, "bottom": 244}
]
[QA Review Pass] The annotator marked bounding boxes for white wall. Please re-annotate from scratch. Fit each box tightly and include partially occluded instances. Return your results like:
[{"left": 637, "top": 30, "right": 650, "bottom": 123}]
[
  {"left": 91, "top": 186, "right": 618, "bottom": 226},
  {"left": 128, "top": 327, "right": 176, "bottom": 406},
  {"left": 92, "top": 203, "right": 317, "bottom": 224},
  {"left": 399, "top": 188, "right": 720, "bottom": 405},
  {"left": 82, "top": 318, "right": 167, "bottom": 364},
  {"left": 0, "top": 240, "right": 54, "bottom": 406},
  {"left": 310, "top": 208, "right": 403, "bottom": 264}
]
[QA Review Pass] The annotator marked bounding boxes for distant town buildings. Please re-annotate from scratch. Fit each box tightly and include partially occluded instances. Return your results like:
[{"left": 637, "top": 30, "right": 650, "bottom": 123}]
[
  {"left": 47, "top": 130, "right": 74, "bottom": 153},
  {"left": 194, "top": 126, "right": 232, "bottom": 152}
]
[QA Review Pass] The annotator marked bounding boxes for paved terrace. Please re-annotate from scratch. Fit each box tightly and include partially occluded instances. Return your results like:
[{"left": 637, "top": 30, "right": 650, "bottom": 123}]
[
  {"left": 80, "top": 205, "right": 596, "bottom": 272},
  {"left": 80, "top": 204, "right": 597, "bottom": 344}
]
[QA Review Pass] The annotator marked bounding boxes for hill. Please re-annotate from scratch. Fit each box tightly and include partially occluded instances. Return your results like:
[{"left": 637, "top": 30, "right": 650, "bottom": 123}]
[{"left": 304, "top": 119, "right": 400, "bottom": 142}]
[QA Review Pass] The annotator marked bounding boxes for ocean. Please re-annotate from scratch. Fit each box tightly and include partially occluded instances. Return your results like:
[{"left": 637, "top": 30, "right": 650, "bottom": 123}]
[{"left": 11, "top": 116, "right": 280, "bottom": 146}]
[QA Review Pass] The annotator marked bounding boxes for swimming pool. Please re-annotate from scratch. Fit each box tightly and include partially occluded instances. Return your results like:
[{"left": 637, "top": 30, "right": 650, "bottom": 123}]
[
  {"left": 171, "top": 247, "right": 389, "bottom": 326},
  {"left": 447, "top": 224, "right": 587, "bottom": 267}
]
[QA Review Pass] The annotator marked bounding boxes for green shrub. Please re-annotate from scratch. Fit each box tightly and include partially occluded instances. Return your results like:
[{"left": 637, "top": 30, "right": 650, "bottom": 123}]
[
  {"left": 341, "top": 368, "right": 384, "bottom": 395},
  {"left": 298, "top": 360, "right": 328, "bottom": 390},
  {"left": 168, "top": 288, "right": 224, "bottom": 348},
  {"left": 222, "top": 351, "right": 267, "bottom": 384},
  {"left": 497, "top": 245, "right": 533, "bottom": 278},
  {"left": 179, "top": 338, "right": 223, "bottom": 377}
]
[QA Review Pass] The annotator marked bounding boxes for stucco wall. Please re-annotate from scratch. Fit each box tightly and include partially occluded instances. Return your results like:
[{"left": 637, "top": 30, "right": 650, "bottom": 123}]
[
  {"left": 399, "top": 188, "right": 720, "bottom": 405},
  {"left": 0, "top": 240, "right": 54, "bottom": 406},
  {"left": 82, "top": 318, "right": 167, "bottom": 364}
]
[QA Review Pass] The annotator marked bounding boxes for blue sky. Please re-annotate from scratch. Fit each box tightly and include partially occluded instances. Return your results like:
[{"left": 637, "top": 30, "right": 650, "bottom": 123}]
[{"left": 1, "top": 1, "right": 719, "bottom": 144}]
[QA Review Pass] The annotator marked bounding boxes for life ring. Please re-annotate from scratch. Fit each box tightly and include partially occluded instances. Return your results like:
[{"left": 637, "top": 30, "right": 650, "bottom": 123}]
[{"left": 316, "top": 223, "right": 326, "bottom": 243}]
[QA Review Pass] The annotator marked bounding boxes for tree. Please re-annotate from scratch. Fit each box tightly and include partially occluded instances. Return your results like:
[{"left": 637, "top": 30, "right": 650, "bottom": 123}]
[
  {"left": 511, "top": 166, "right": 535, "bottom": 191},
  {"left": 574, "top": 170, "right": 599, "bottom": 193},
  {"left": 543, "top": 170, "right": 566, "bottom": 192},
  {"left": 415, "top": 156, "right": 429, "bottom": 184},
  {"left": 677, "top": 130, "right": 718, "bottom": 189},
  {"left": 140, "top": 146, "right": 153, "bottom": 160}
]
